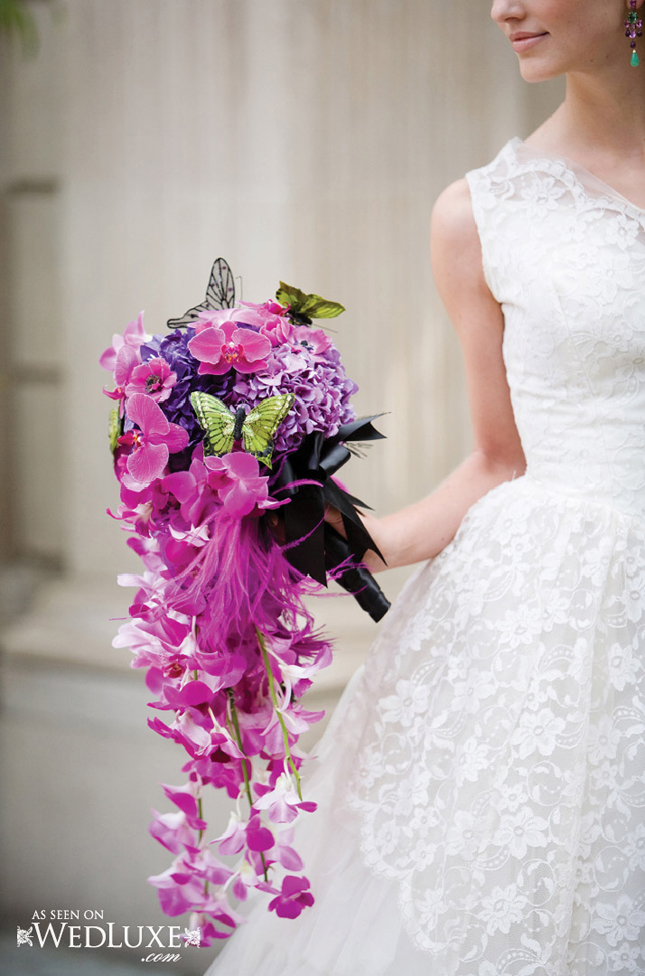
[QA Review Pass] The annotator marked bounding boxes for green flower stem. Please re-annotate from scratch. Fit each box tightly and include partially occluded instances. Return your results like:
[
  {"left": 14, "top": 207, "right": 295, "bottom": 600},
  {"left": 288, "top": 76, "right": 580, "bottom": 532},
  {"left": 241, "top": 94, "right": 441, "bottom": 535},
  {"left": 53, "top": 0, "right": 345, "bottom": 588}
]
[
  {"left": 256, "top": 627, "right": 302, "bottom": 801},
  {"left": 225, "top": 687, "right": 269, "bottom": 883},
  {"left": 197, "top": 797, "right": 210, "bottom": 896},
  {"left": 198, "top": 797, "right": 205, "bottom": 842},
  {"left": 226, "top": 688, "right": 253, "bottom": 809}
]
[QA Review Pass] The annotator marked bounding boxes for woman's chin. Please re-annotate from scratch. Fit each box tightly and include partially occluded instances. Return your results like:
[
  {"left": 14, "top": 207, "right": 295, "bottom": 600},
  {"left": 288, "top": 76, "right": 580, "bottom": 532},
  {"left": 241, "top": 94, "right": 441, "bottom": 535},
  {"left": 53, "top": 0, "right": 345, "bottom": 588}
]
[{"left": 517, "top": 57, "right": 562, "bottom": 84}]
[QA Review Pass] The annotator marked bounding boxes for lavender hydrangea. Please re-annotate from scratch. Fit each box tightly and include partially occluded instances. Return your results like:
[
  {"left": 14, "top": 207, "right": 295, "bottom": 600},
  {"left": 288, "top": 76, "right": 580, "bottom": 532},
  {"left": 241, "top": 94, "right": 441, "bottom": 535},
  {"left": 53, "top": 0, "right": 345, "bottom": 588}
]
[{"left": 230, "top": 338, "right": 358, "bottom": 460}]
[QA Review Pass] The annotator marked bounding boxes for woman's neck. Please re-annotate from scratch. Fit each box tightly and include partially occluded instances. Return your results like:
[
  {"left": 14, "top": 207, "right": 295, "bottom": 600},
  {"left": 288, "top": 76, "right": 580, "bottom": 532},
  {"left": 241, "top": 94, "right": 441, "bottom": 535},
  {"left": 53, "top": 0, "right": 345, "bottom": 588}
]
[{"left": 538, "top": 66, "right": 645, "bottom": 165}]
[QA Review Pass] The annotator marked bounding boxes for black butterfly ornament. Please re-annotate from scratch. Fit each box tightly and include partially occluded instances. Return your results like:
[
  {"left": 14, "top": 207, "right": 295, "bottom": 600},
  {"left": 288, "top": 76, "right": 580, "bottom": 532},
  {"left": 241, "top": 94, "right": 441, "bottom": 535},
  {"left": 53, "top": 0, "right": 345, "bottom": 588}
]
[{"left": 167, "top": 257, "right": 236, "bottom": 329}]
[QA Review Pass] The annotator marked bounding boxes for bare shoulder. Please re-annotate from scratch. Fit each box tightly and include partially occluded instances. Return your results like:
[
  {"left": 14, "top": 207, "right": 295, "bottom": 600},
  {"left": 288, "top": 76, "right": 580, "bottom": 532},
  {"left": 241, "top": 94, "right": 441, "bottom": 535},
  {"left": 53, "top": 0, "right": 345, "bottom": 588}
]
[
  {"left": 431, "top": 177, "right": 490, "bottom": 305},
  {"left": 431, "top": 178, "right": 481, "bottom": 258},
  {"left": 431, "top": 177, "right": 476, "bottom": 239}
]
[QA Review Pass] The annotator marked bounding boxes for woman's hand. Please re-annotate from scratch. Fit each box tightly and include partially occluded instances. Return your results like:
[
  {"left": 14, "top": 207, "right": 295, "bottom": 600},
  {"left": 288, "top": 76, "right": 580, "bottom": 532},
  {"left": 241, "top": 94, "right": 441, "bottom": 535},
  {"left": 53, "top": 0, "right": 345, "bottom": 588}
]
[
  {"left": 323, "top": 503, "right": 389, "bottom": 574},
  {"left": 323, "top": 503, "right": 347, "bottom": 538},
  {"left": 266, "top": 511, "right": 286, "bottom": 545}
]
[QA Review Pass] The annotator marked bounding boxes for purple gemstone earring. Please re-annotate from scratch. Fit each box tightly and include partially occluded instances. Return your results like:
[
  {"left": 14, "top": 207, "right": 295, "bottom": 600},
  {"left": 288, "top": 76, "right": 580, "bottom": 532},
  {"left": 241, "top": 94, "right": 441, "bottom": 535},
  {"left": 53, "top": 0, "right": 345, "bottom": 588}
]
[{"left": 625, "top": 0, "right": 643, "bottom": 67}]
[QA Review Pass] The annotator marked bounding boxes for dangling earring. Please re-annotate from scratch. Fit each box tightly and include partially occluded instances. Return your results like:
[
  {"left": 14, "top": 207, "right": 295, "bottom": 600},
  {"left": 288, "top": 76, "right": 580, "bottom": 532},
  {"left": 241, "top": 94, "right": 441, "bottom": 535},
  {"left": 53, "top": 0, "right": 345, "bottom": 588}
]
[{"left": 625, "top": 0, "right": 643, "bottom": 67}]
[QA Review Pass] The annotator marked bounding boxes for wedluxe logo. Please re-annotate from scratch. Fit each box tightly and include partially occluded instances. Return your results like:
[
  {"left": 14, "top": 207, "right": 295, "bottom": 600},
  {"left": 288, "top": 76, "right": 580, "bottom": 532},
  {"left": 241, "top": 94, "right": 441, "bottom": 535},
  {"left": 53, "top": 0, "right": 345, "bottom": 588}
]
[{"left": 17, "top": 909, "right": 201, "bottom": 963}]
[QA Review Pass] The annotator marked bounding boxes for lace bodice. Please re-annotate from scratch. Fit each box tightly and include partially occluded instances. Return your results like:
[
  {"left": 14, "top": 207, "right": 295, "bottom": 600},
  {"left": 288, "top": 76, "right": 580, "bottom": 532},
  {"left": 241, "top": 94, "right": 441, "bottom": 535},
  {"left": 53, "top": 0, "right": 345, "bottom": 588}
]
[{"left": 467, "top": 138, "right": 645, "bottom": 520}]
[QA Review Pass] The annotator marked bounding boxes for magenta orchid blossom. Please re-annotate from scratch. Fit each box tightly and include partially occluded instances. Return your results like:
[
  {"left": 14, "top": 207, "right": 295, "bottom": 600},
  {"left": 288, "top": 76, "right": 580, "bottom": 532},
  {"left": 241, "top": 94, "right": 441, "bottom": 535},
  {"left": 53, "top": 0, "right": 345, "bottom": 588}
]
[
  {"left": 204, "top": 452, "right": 283, "bottom": 518},
  {"left": 267, "top": 875, "right": 314, "bottom": 919},
  {"left": 188, "top": 320, "right": 271, "bottom": 376},
  {"left": 253, "top": 773, "right": 317, "bottom": 825},
  {"left": 103, "top": 344, "right": 141, "bottom": 413},
  {"left": 118, "top": 394, "right": 189, "bottom": 488},
  {"left": 100, "top": 311, "right": 149, "bottom": 371}
]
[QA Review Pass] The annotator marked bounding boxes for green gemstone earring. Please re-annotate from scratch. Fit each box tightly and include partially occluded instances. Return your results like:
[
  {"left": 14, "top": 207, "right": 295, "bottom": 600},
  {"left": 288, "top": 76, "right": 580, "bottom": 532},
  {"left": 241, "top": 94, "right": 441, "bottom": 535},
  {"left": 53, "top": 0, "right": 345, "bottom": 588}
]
[{"left": 625, "top": 0, "right": 643, "bottom": 67}]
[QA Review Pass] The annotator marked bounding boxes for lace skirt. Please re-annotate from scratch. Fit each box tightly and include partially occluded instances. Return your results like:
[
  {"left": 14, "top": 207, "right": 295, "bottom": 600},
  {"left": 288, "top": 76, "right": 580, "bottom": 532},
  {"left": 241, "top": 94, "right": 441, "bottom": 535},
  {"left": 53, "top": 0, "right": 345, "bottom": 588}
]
[{"left": 205, "top": 476, "right": 645, "bottom": 976}]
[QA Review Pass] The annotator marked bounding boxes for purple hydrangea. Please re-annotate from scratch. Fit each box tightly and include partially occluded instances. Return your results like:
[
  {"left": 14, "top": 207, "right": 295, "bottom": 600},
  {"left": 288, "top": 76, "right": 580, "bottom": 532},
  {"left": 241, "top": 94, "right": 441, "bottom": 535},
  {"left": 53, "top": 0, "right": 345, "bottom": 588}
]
[{"left": 229, "top": 339, "right": 357, "bottom": 462}]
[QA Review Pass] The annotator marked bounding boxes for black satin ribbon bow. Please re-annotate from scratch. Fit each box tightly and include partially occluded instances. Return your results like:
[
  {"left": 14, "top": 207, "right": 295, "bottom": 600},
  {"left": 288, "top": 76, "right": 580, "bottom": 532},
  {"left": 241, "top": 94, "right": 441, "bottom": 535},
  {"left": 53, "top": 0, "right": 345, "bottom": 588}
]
[{"left": 272, "top": 416, "right": 391, "bottom": 622}]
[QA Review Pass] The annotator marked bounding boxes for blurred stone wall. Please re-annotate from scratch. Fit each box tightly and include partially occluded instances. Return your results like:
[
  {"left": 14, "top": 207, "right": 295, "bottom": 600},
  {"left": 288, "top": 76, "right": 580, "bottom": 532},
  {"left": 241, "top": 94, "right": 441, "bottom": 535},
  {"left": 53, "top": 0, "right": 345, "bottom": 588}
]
[{"left": 0, "top": 3, "right": 563, "bottom": 973}]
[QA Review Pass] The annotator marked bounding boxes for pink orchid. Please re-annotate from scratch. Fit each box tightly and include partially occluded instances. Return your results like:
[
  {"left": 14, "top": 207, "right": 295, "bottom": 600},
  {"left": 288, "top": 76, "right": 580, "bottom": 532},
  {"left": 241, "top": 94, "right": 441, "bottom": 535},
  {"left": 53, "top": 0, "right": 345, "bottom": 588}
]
[
  {"left": 215, "top": 812, "right": 249, "bottom": 857},
  {"left": 149, "top": 809, "right": 200, "bottom": 855},
  {"left": 230, "top": 858, "right": 264, "bottom": 901},
  {"left": 149, "top": 714, "right": 234, "bottom": 763},
  {"left": 261, "top": 703, "right": 324, "bottom": 758},
  {"left": 253, "top": 773, "right": 317, "bottom": 824},
  {"left": 126, "top": 356, "right": 177, "bottom": 403},
  {"left": 270, "top": 826, "right": 304, "bottom": 871},
  {"left": 188, "top": 320, "right": 271, "bottom": 376},
  {"left": 162, "top": 459, "right": 213, "bottom": 525},
  {"left": 266, "top": 637, "right": 333, "bottom": 703},
  {"left": 118, "top": 394, "right": 189, "bottom": 488},
  {"left": 194, "top": 911, "right": 243, "bottom": 946},
  {"left": 210, "top": 811, "right": 274, "bottom": 855},
  {"left": 163, "top": 679, "right": 215, "bottom": 711},
  {"left": 168, "top": 521, "right": 210, "bottom": 548},
  {"left": 148, "top": 851, "right": 232, "bottom": 917},
  {"left": 190, "top": 650, "right": 247, "bottom": 692},
  {"left": 103, "top": 344, "right": 141, "bottom": 412},
  {"left": 204, "top": 453, "right": 281, "bottom": 518},
  {"left": 113, "top": 615, "right": 191, "bottom": 671},
  {"left": 100, "top": 311, "right": 149, "bottom": 371},
  {"left": 246, "top": 813, "right": 274, "bottom": 852},
  {"left": 161, "top": 711, "right": 217, "bottom": 757},
  {"left": 180, "top": 848, "right": 233, "bottom": 888},
  {"left": 110, "top": 478, "right": 171, "bottom": 535},
  {"left": 161, "top": 782, "right": 207, "bottom": 829},
  {"left": 193, "top": 302, "right": 285, "bottom": 335},
  {"left": 148, "top": 860, "right": 206, "bottom": 917},
  {"left": 267, "top": 875, "right": 314, "bottom": 919}
]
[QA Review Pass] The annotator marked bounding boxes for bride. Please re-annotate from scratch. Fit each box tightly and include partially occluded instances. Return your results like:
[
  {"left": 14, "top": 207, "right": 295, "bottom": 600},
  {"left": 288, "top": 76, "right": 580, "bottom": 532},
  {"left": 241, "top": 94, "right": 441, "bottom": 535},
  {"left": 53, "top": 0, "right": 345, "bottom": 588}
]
[{"left": 206, "top": 1, "right": 645, "bottom": 973}]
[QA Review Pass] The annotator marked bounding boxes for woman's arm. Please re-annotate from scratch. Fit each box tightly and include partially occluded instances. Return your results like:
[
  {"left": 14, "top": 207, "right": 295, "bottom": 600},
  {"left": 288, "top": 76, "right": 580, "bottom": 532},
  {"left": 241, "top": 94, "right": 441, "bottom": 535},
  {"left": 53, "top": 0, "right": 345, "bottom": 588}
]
[{"left": 330, "top": 177, "right": 526, "bottom": 572}]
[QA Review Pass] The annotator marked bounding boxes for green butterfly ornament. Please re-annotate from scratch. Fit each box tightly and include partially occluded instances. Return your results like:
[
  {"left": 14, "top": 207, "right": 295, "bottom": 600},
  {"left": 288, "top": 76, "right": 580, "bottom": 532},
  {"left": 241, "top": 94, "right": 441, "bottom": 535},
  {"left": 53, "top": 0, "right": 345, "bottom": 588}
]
[
  {"left": 275, "top": 282, "right": 345, "bottom": 326},
  {"left": 190, "top": 392, "right": 295, "bottom": 468}
]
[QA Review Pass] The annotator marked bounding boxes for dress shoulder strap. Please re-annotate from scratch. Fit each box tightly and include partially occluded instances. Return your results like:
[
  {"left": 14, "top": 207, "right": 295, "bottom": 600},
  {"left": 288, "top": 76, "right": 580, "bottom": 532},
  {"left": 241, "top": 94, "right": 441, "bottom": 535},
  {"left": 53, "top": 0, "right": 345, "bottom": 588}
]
[{"left": 464, "top": 140, "right": 519, "bottom": 301}]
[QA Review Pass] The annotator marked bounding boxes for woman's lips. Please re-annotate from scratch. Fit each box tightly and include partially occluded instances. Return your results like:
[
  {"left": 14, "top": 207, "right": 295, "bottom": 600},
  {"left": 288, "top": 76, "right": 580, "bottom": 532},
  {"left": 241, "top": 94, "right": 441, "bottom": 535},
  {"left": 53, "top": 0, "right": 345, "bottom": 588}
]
[{"left": 512, "top": 33, "right": 548, "bottom": 53}]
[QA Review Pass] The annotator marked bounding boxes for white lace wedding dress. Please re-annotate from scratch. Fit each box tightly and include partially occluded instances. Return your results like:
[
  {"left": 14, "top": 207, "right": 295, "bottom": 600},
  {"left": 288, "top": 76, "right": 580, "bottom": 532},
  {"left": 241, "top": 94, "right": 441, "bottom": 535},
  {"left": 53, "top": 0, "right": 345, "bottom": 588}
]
[{"left": 205, "top": 138, "right": 645, "bottom": 976}]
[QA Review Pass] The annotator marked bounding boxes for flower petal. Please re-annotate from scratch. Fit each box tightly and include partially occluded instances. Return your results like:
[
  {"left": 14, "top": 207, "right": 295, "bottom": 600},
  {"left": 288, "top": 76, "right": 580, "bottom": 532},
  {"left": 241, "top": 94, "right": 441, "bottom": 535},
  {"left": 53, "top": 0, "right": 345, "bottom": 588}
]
[
  {"left": 164, "top": 422, "right": 190, "bottom": 453},
  {"left": 232, "top": 328, "right": 271, "bottom": 360},
  {"left": 127, "top": 393, "right": 170, "bottom": 437},
  {"left": 127, "top": 441, "right": 169, "bottom": 485},
  {"left": 187, "top": 327, "right": 225, "bottom": 365},
  {"left": 114, "top": 344, "right": 140, "bottom": 387}
]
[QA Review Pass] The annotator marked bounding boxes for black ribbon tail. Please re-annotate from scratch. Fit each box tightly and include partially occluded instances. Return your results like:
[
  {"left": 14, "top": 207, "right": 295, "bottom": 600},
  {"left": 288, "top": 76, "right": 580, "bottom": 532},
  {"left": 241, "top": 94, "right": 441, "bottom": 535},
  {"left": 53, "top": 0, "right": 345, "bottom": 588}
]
[
  {"left": 270, "top": 420, "right": 390, "bottom": 618},
  {"left": 332, "top": 414, "right": 387, "bottom": 446},
  {"left": 282, "top": 485, "right": 327, "bottom": 585},
  {"left": 324, "top": 525, "right": 391, "bottom": 623},
  {"left": 323, "top": 479, "right": 386, "bottom": 565}
]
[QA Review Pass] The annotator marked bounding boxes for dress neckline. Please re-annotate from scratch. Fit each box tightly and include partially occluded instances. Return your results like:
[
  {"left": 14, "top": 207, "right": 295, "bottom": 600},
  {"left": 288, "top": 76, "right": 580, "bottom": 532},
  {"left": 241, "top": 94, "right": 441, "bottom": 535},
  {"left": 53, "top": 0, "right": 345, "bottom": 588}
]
[{"left": 508, "top": 136, "right": 645, "bottom": 217}]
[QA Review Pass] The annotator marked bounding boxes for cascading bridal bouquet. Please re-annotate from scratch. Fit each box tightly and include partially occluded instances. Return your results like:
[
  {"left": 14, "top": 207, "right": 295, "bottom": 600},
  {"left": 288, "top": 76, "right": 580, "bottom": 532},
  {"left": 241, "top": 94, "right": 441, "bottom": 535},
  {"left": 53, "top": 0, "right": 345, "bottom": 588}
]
[{"left": 101, "top": 259, "right": 389, "bottom": 945}]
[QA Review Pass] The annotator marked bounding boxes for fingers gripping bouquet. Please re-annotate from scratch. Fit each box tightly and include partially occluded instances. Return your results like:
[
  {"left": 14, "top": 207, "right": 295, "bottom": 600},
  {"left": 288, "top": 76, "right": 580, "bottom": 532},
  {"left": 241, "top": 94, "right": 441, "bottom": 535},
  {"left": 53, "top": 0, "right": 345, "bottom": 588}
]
[{"left": 101, "top": 259, "right": 389, "bottom": 944}]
